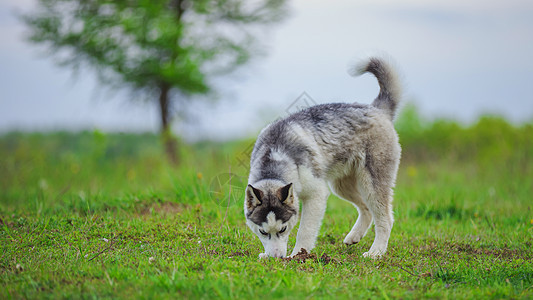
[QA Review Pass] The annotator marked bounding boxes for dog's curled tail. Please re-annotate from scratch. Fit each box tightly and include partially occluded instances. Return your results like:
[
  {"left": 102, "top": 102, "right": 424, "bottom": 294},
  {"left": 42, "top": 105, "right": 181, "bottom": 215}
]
[{"left": 351, "top": 57, "right": 402, "bottom": 120}]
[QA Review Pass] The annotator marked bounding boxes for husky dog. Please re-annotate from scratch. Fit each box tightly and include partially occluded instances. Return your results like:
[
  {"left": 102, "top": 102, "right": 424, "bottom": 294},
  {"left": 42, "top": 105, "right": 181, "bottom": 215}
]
[{"left": 244, "top": 57, "right": 402, "bottom": 259}]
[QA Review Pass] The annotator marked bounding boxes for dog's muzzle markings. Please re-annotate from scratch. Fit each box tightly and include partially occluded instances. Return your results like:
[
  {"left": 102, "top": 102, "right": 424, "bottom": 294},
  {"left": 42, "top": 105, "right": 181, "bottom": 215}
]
[{"left": 244, "top": 57, "right": 402, "bottom": 259}]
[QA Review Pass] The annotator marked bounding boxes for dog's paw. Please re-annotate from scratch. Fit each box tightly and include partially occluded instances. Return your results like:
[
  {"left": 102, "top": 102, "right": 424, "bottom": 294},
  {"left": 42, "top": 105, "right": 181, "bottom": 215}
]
[
  {"left": 343, "top": 232, "right": 363, "bottom": 245},
  {"left": 362, "top": 250, "right": 384, "bottom": 259},
  {"left": 258, "top": 253, "right": 269, "bottom": 259}
]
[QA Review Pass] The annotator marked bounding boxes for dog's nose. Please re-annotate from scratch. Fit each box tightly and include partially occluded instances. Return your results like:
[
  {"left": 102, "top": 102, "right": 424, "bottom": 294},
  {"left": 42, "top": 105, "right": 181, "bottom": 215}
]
[{"left": 272, "top": 251, "right": 285, "bottom": 258}]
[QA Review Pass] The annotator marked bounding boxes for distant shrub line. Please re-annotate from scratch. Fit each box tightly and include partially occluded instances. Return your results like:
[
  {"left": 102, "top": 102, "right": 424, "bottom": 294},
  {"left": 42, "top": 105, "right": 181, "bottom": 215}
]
[
  {"left": 395, "top": 104, "right": 532, "bottom": 167},
  {"left": 1, "top": 104, "right": 531, "bottom": 168}
]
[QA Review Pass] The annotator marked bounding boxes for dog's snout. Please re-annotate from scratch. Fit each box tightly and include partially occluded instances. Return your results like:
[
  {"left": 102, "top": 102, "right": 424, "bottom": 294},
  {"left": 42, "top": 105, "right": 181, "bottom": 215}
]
[{"left": 269, "top": 249, "right": 286, "bottom": 258}]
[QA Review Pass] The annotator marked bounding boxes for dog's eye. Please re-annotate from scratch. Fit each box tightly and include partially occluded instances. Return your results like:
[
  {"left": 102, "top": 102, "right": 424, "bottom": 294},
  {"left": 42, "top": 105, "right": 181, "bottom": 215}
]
[
  {"left": 279, "top": 226, "right": 287, "bottom": 234},
  {"left": 259, "top": 229, "right": 268, "bottom": 236}
]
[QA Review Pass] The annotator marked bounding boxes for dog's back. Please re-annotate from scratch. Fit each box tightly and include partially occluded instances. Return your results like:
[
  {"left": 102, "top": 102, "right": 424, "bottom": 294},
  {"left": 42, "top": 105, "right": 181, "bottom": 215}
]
[{"left": 249, "top": 58, "right": 401, "bottom": 184}]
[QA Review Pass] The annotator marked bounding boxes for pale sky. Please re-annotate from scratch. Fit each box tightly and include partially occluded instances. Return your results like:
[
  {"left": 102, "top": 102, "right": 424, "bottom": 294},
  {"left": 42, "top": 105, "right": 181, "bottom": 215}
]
[{"left": 1, "top": 0, "right": 532, "bottom": 141}]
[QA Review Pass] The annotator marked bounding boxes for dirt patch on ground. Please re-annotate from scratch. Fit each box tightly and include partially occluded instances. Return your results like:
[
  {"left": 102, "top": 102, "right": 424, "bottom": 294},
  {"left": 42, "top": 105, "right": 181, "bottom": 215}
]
[
  {"left": 449, "top": 242, "right": 528, "bottom": 260},
  {"left": 139, "top": 201, "right": 185, "bottom": 216},
  {"left": 281, "top": 248, "right": 338, "bottom": 265}
]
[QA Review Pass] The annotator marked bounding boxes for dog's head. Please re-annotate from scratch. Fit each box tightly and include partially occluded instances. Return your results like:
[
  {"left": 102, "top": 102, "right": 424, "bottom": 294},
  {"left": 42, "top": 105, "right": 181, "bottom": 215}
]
[{"left": 244, "top": 180, "right": 299, "bottom": 258}]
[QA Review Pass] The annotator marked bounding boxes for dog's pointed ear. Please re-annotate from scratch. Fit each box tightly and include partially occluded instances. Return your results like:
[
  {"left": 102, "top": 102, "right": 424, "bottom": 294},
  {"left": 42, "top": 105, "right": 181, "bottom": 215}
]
[
  {"left": 246, "top": 184, "right": 263, "bottom": 210},
  {"left": 277, "top": 183, "right": 294, "bottom": 205}
]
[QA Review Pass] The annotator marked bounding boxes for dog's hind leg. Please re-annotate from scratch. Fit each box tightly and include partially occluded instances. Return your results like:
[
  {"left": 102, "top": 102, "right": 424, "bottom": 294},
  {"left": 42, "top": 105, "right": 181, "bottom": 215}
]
[
  {"left": 357, "top": 154, "right": 398, "bottom": 259},
  {"left": 330, "top": 174, "right": 373, "bottom": 245},
  {"left": 361, "top": 189, "right": 393, "bottom": 258}
]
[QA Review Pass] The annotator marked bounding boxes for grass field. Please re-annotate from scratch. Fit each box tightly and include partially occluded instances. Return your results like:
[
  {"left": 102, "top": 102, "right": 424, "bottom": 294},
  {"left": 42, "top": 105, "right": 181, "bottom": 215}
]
[{"left": 1, "top": 107, "right": 533, "bottom": 299}]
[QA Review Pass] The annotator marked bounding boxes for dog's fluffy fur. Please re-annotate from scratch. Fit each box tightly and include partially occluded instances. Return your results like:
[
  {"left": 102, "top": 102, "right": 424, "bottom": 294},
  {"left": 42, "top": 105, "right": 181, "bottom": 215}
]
[{"left": 244, "top": 57, "right": 402, "bottom": 259}]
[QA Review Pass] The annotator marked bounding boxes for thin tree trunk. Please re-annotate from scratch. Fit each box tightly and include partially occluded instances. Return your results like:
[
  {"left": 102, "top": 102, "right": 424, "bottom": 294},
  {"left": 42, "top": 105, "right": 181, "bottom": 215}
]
[
  {"left": 158, "top": 0, "right": 184, "bottom": 165},
  {"left": 158, "top": 82, "right": 179, "bottom": 165}
]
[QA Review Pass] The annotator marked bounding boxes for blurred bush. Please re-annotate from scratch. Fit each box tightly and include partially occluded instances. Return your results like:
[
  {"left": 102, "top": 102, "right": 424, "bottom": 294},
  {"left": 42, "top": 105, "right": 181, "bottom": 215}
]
[{"left": 395, "top": 103, "right": 532, "bottom": 173}]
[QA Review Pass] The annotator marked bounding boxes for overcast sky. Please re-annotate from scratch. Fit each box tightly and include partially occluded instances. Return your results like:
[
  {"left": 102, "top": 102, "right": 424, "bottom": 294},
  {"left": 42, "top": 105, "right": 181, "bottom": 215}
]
[{"left": 1, "top": 0, "right": 532, "bottom": 141}]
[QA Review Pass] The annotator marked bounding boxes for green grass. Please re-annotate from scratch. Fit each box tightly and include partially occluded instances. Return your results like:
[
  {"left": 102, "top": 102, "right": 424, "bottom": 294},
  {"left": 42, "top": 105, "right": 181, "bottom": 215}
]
[{"left": 1, "top": 110, "right": 533, "bottom": 299}]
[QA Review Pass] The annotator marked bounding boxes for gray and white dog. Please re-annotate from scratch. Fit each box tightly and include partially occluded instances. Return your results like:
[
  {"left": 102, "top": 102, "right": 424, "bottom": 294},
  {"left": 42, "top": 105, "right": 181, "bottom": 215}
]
[{"left": 244, "top": 57, "right": 402, "bottom": 259}]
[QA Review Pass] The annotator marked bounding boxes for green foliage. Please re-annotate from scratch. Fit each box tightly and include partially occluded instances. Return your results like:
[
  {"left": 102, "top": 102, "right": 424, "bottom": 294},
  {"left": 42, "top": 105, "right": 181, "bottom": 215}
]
[
  {"left": 22, "top": 0, "right": 288, "bottom": 95},
  {"left": 1, "top": 113, "right": 533, "bottom": 298},
  {"left": 395, "top": 104, "right": 533, "bottom": 173}
]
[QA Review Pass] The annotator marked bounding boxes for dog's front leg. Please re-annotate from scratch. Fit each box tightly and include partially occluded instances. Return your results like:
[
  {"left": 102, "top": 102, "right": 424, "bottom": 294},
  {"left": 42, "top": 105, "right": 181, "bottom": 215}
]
[{"left": 290, "top": 188, "right": 329, "bottom": 257}]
